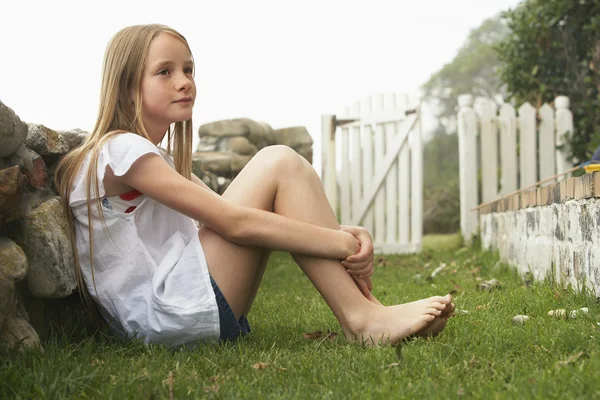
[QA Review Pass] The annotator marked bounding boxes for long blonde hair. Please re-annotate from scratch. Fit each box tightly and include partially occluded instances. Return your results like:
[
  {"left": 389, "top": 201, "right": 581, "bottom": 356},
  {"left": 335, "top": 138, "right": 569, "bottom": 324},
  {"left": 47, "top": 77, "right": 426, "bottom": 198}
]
[{"left": 55, "top": 24, "right": 194, "bottom": 320}]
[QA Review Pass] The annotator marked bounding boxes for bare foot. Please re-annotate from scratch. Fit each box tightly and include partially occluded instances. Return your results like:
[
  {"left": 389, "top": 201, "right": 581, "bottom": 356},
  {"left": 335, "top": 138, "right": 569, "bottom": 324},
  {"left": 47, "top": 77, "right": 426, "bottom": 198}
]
[
  {"left": 414, "top": 302, "right": 455, "bottom": 338},
  {"left": 345, "top": 296, "right": 450, "bottom": 346}
]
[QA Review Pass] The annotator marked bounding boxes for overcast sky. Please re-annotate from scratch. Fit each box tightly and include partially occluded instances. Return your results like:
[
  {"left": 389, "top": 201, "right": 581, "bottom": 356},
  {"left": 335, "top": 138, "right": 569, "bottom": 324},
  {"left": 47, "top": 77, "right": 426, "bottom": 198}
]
[{"left": 1, "top": 0, "right": 521, "bottom": 172}]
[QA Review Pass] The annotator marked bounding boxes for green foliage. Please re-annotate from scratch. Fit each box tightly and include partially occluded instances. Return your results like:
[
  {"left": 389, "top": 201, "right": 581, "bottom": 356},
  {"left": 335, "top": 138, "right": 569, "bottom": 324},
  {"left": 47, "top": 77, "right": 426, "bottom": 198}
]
[
  {"left": 423, "top": 130, "right": 460, "bottom": 234},
  {"left": 2, "top": 248, "right": 600, "bottom": 398},
  {"left": 422, "top": 17, "right": 510, "bottom": 131},
  {"left": 497, "top": 0, "right": 600, "bottom": 163}
]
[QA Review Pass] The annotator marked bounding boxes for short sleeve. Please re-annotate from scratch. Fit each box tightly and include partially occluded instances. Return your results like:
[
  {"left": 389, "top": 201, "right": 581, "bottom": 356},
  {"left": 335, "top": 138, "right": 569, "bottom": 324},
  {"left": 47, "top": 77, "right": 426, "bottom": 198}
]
[{"left": 69, "top": 133, "right": 162, "bottom": 206}]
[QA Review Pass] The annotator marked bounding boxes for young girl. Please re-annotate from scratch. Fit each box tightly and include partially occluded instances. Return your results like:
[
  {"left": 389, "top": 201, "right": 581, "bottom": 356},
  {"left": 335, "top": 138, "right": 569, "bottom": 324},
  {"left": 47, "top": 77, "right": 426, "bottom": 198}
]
[{"left": 55, "top": 24, "right": 454, "bottom": 348}]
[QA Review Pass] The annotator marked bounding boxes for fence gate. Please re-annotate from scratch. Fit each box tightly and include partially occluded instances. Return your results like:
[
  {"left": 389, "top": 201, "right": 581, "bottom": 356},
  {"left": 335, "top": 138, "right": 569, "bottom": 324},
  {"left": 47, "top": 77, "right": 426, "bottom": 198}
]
[{"left": 321, "top": 93, "right": 422, "bottom": 254}]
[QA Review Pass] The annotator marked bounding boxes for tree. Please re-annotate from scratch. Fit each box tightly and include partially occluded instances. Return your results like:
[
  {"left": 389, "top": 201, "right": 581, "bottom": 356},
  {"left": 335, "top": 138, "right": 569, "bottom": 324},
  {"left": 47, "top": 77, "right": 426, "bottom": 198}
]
[
  {"left": 497, "top": 0, "right": 600, "bottom": 163},
  {"left": 422, "top": 17, "right": 510, "bottom": 133},
  {"left": 420, "top": 17, "right": 509, "bottom": 234}
]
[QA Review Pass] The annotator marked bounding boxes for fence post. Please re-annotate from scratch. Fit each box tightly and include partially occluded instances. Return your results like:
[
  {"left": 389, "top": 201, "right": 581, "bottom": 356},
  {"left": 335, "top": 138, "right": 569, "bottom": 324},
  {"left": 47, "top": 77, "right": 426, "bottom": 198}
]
[
  {"left": 479, "top": 99, "right": 498, "bottom": 202},
  {"left": 321, "top": 115, "right": 337, "bottom": 215},
  {"left": 458, "top": 94, "right": 478, "bottom": 241},
  {"left": 555, "top": 96, "right": 573, "bottom": 176},
  {"left": 410, "top": 104, "right": 423, "bottom": 250}
]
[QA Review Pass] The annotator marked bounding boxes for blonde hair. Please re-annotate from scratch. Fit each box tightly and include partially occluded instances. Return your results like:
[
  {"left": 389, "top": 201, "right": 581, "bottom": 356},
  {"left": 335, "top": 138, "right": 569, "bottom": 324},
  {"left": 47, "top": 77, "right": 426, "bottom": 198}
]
[{"left": 55, "top": 24, "right": 194, "bottom": 322}]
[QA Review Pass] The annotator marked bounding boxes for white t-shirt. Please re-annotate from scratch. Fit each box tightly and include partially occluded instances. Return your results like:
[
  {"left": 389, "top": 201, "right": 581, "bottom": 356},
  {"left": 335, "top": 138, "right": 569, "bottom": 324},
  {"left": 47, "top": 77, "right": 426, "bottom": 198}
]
[{"left": 69, "top": 133, "right": 220, "bottom": 347}]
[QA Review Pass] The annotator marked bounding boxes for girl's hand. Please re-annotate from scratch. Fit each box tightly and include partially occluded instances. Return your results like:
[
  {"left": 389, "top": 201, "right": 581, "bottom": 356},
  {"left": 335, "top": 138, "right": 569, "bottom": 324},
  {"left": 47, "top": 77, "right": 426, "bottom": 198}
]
[
  {"left": 351, "top": 275, "right": 382, "bottom": 305},
  {"left": 340, "top": 225, "right": 374, "bottom": 278}
]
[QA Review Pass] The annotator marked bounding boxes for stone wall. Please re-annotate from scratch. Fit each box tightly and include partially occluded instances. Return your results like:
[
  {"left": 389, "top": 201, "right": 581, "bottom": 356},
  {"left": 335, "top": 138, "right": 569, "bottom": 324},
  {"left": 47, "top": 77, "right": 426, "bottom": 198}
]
[
  {"left": 479, "top": 172, "right": 600, "bottom": 295},
  {"left": 0, "top": 99, "right": 313, "bottom": 349}
]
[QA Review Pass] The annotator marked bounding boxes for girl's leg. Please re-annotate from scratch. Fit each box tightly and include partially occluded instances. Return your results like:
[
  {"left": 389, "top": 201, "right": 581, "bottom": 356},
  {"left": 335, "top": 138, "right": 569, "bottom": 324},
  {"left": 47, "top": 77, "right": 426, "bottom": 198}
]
[{"left": 200, "top": 145, "right": 451, "bottom": 344}]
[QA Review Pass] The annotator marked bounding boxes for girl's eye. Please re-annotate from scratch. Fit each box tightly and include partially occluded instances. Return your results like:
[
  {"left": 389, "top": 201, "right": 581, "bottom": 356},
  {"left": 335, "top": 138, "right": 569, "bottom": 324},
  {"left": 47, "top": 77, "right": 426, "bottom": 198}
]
[
  {"left": 158, "top": 69, "right": 169, "bottom": 76},
  {"left": 184, "top": 67, "right": 194, "bottom": 74}
]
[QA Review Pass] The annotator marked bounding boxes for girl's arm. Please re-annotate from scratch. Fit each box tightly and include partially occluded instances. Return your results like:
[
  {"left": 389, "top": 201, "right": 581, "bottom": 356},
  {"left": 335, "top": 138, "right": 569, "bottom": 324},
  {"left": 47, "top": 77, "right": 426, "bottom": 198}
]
[{"left": 119, "top": 153, "right": 359, "bottom": 259}]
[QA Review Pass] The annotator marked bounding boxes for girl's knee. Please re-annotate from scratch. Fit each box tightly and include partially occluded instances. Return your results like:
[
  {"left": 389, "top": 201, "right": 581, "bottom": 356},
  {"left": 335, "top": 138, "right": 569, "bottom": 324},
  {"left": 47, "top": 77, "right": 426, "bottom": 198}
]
[{"left": 256, "top": 145, "right": 305, "bottom": 176}]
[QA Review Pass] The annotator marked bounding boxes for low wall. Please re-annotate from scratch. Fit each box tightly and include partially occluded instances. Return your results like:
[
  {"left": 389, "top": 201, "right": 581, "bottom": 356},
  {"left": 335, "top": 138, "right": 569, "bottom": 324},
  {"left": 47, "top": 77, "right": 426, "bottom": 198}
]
[{"left": 479, "top": 172, "right": 600, "bottom": 294}]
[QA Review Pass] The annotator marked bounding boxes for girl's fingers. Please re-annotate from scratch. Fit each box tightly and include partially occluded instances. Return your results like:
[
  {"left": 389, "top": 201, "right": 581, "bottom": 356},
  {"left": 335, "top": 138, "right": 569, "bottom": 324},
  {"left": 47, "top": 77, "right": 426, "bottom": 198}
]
[{"left": 347, "top": 267, "right": 372, "bottom": 277}]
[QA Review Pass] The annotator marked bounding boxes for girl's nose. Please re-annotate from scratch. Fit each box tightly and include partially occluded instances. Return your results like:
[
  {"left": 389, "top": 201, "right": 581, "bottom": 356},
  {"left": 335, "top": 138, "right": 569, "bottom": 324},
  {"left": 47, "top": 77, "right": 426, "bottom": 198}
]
[{"left": 176, "top": 73, "right": 193, "bottom": 91}]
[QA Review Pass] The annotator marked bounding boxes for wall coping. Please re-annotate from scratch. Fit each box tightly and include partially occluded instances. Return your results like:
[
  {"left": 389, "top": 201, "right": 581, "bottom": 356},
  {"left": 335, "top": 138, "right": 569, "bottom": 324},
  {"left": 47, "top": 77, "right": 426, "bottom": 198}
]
[{"left": 479, "top": 172, "right": 599, "bottom": 214}]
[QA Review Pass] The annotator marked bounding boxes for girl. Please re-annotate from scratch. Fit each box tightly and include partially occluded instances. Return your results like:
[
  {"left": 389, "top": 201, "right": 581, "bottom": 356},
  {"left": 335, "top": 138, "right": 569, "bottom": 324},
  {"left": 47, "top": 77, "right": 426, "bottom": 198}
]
[{"left": 55, "top": 24, "right": 454, "bottom": 348}]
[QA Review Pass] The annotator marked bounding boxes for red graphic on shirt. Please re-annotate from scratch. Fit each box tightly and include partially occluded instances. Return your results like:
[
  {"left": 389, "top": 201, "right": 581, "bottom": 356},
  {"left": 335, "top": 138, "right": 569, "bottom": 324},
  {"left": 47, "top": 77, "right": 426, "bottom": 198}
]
[
  {"left": 125, "top": 206, "right": 137, "bottom": 214},
  {"left": 119, "top": 189, "right": 143, "bottom": 201}
]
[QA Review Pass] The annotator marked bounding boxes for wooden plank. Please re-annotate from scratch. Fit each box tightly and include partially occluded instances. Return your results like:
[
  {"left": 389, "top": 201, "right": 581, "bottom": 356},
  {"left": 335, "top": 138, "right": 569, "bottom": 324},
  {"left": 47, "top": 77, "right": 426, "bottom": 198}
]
[
  {"left": 321, "top": 115, "right": 337, "bottom": 212},
  {"left": 519, "top": 103, "right": 537, "bottom": 187},
  {"left": 373, "top": 94, "right": 386, "bottom": 242},
  {"left": 574, "top": 174, "right": 594, "bottom": 199},
  {"left": 397, "top": 94, "right": 410, "bottom": 245},
  {"left": 350, "top": 114, "right": 418, "bottom": 226},
  {"left": 499, "top": 103, "right": 517, "bottom": 194},
  {"left": 410, "top": 104, "right": 423, "bottom": 247},
  {"left": 361, "top": 97, "right": 374, "bottom": 233},
  {"left": 458, "top": 94, "right": 479, "bottom": 240},
  {"left": 373, "top": 242, "right": 420, "bottom": 255},
  {"left": 383, "top": 93, "right": 397, "bottom": 244},
  {"left": 555, "top": 96, "right": 573, "bottom": 178},
  {"left": 538, "top": 103, "right": 556, "bottom": 184},
  {"left": 350, "top": 101, "right": 362, "bottom": 223},
  {"left": 479, "top": 99, "right": 498, "bottom": 202},
  {"left": 595, "top": 173, "right": 600, "bottom": 198},
  {"left": 339, "top": 107, "right": 351, "bottom": 224}
]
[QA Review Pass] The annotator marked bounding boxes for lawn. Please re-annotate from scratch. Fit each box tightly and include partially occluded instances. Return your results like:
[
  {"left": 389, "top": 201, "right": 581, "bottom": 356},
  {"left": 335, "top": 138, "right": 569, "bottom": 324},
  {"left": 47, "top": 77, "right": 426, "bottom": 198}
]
[{"left": 2, "top": 234, "right": 600, "bottom": 399}]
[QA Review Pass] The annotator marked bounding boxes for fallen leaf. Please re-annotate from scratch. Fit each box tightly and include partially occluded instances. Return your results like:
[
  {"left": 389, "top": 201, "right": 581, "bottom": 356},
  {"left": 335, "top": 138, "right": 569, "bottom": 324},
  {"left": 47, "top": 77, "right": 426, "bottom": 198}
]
[
  {"left": 555, "top": 351, "right": 585, "bottom": 369},
  {"left": 90, "top": 359, "right": 104, "bottom": 366},
  {"left": 302, "top": 330, "right": 337, "bottom": 341},
  {"left": 278, "top": 367, "right": 287, "bottom": 372},
  {"left": 386, "top": 362, "right": 400, "bottom": 368},
  {"left": 470, "top": 267, "right": 481, "bottom": 276},
  {"left": 251, "top": 362, "right": 269, "bottom": 370},
  {"left": 457, "top": 387, "right": 465, "bottom": 396},
  {"left": 554, "top": 290, "right": 562, "bottom": 299},
  {"left": 476, "top": 304, "right": 489, "bottom": 310},
  {"left": 303, "top": 331, "right": 324, "bottom": 339},
  {"left": 209, "top": 376, "right": 219, "bottom": 383},
  {"left": 204, "top": 384, "right": 220, "bottom": 393},
  {"left": 451, "top": 280, "right": 464, "bottom": 291}
]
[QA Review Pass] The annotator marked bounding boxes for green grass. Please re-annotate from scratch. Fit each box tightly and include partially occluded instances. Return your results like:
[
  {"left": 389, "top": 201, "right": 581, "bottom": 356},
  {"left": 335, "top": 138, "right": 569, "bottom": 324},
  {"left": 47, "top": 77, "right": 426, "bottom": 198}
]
[{"left": 2, "top": 234, "right": 600, "bottom": 399}]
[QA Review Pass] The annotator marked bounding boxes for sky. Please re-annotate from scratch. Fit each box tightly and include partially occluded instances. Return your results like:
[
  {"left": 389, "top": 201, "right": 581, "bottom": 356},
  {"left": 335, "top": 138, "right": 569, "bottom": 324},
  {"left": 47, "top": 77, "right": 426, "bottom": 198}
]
[{"left": 1, "top": 0, "right": 522, "bottom": 173}]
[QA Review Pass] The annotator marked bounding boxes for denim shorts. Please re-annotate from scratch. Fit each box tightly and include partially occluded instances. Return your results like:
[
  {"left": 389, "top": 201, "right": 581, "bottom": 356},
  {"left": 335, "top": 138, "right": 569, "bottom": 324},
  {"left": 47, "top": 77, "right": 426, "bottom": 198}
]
[{"left": 210, "top": 278, "right": 251, "bottom": 341}]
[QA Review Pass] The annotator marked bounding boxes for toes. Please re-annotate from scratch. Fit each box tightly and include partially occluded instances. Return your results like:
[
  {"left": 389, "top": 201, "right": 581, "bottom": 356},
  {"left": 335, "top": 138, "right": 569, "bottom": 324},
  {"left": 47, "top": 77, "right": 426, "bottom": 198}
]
[{"left": 426, "top": 307, "right": 443, "bottom": 316}]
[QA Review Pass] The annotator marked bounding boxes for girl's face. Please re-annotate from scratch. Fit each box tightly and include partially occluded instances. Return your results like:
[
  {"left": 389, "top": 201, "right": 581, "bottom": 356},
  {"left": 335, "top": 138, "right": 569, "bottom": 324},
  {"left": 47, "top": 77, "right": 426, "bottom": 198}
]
[{"left": 138, "top": 32, "right": 196, "bottom": 141}]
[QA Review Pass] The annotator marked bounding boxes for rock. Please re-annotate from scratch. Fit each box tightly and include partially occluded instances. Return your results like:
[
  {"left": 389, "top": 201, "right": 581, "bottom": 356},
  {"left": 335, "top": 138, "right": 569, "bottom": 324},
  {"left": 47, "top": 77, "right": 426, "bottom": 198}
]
[
  {"left": 196, "top": 135, "right": 219, "bottom": 152},
  {"left": 548, "top": 309, "right": 567, "bottom": 318},
  {"left": 6, "top": 145, "right": 50, "bottom": 190},
  {"left": 272, "top": 126, "right": 313, "bottom": 148},
  {"left": 237, "top": 118, "right": 274, "bottom": 149},
  {"left": 0, "top": 313, "right": 41, "bottom": 350},
  {"left": 9, "top": 197, "right": 76, "bottom": 298},
  {"left": 0, "top": 275, "right": 14, "bottom": 332},
  {"left": 272, "top": 126, "right": 313, "bottom": 164},
  {"left": 0, "top": 237, "right": 28, "bottom": 282},
  {"left": 217, "top": 136, "right": 258, "bottom": 156},
  {"left": 192, "top": 152, "right": 252, "bottom": 176},
  {"left": 0, "top": 101, "right": 28, "bottom": 158},
  {"left": 198, "top": 119, "right": 250, "bottom": 138},
  {"left": 512, "top": 315, "right": 529, "bottom": 325},
  {"left": 0, "top": 238, "right": 28, "bottom": 327},
  {"left": 569, "top": 307, "right": 589, "bottom": 318},
  {"left": 25, "top": 124, "right": 88, "bottom": 159},
  {"left": 0, "top": 166, "right": 26, "bottom": 224},
  {"left": 477, "top": 279, "right": 501, "bottom": 291}
]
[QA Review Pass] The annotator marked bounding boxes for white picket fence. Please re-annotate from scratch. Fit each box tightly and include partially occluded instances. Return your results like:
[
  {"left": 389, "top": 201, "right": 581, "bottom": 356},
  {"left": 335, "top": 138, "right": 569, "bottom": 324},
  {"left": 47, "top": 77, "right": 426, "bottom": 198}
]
[
  {"left": 321, "top": 93, "right": 423, "bottom": 254},
  {"left": 458, "top": 94, "right": 574, "bottom": 240}
]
